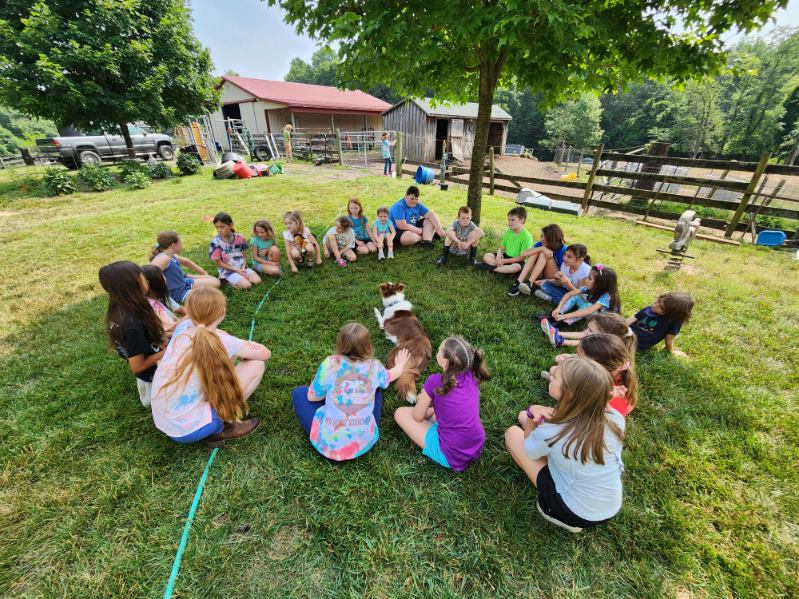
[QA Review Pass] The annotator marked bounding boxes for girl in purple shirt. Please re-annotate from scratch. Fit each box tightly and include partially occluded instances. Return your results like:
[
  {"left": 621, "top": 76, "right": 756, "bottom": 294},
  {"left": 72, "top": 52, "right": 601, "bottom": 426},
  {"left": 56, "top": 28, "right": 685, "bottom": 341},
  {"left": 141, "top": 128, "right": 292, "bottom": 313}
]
[{"left": 394, "top": 336, "right": 491, "bottom": 471}]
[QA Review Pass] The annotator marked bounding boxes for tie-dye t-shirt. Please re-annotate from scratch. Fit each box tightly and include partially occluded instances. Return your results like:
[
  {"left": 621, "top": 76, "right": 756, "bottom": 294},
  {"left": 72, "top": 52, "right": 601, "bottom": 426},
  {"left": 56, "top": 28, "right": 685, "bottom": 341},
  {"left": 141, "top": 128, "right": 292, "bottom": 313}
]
[
  {"left": 309, "top": 355, "right": 390, "bottom": 461},
  {"left": 150, "top": 320, "right": 245, "bottom": 438},
  {"left": 209, "top": 233, "right": 249, "bottom": 279}
]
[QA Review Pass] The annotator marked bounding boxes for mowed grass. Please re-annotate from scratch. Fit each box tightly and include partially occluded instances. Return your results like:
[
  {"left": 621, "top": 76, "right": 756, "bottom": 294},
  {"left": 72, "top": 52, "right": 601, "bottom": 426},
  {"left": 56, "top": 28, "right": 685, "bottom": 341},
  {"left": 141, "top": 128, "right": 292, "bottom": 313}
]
[{"left": 0, "top": 163, "right": 797, "bottom": 598}]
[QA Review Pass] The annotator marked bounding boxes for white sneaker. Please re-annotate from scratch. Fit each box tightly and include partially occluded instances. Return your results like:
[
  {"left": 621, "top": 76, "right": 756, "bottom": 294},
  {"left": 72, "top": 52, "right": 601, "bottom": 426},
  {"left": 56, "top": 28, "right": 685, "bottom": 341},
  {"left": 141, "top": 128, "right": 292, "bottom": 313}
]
[
  {"left": 534, "top": 289, "right": 552, "bottom": 302},
  {"left": 378, "top": 249, "right": 385, "bottom": 260},
  {"left": 388, "top": 249, "right": 394, "bottom": 259},
  {"left": 519, "top": 282, "right": 532, "bottom": 295},
  {"left": 540, "top": 370, "right": 551, "bottom": 382},
  {"left": 537, "top": 501, "right": 584, "bottom": 533}
]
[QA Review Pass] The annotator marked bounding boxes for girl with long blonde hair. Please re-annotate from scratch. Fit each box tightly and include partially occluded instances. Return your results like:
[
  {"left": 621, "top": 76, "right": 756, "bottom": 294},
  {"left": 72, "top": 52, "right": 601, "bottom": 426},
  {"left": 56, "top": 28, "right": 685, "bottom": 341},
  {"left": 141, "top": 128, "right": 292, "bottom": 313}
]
[
  {"left": 504, "top": 357, "right": 626, "bottom": 532},
  {"left": 150, "top": 287, "right": 271, "bottom": 447}
]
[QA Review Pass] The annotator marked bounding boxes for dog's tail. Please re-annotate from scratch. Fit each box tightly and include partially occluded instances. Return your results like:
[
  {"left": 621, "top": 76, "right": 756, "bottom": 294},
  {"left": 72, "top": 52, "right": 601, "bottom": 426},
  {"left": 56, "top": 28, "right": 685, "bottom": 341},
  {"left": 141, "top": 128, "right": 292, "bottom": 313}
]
[{"left": 395, "top": 368, "right": 420, "bottom": 404}]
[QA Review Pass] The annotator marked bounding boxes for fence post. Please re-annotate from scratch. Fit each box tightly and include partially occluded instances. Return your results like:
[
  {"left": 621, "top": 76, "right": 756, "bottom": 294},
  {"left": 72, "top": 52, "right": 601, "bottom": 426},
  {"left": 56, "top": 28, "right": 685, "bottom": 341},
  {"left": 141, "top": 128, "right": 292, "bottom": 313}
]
[
  {"left": 489, "top": 146, "right": 495, "bottom": 195},
  {"left": 336, "top": 129, "right": 343, "bottom": 166},
  {"left": 396, "top": 132, "right": 403, "bottom": 179},
  {"left": 725, "top": 152, "right": 770, "bottom": 238},
  {"left": 581, "top": 144, "right": 603, "bottom": 213}
]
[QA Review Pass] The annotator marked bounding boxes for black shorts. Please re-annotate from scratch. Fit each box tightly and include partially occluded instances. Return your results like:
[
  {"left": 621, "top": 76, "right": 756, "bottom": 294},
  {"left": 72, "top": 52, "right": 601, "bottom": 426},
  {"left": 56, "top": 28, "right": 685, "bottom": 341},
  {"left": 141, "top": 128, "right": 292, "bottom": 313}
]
[{"left": 536, "top": 466, "right": 611, "bottom": 529}]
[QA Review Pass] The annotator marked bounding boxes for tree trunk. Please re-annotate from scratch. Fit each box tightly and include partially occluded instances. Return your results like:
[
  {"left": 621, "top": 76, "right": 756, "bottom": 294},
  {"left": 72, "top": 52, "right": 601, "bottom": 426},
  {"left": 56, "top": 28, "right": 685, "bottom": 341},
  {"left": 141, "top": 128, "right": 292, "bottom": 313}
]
[
  {"left": 119, "top": 122, "right": 136, "bottom": 159},
  {"left": 789, "top": 145, "right": 799, "bottom": 166},
  {"left": 467, "top": 56, "right": 504, "bottom": 224}
]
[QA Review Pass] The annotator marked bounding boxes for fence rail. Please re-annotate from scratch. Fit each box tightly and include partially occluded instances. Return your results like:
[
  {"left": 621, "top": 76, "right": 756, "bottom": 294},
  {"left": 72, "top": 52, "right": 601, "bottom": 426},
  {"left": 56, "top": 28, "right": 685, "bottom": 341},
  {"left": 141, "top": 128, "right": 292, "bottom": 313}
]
[{"left": 399, "top": 146, "right": 799, "bottom": 243}]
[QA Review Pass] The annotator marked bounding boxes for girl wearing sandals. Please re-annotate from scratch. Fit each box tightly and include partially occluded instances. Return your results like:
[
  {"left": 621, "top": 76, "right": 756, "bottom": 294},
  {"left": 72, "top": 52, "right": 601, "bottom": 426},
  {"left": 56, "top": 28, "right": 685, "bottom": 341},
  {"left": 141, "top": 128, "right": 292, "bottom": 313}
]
[
  {"left": 323, "top": 216, "right": 358, "bottom": 267},
  {"left": 504, "top": 357, "right": 625, "bottom": 532},
  {"left": 150, "top": 287, "right": 271, "bottom": 447}
]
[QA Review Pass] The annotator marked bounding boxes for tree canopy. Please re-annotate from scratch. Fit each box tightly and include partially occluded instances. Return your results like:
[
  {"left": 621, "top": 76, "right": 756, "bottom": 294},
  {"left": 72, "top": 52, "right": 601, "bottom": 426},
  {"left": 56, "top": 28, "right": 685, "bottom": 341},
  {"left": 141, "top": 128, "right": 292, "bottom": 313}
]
[
  {"left": 0, "top": 0, "right": 219, "bottom": 155},
  {"left": 271, "top": 0, "right": 787, "bottom": 221},
  {"left": 542, "top": 94, "right": 604, "bottom": 152}
]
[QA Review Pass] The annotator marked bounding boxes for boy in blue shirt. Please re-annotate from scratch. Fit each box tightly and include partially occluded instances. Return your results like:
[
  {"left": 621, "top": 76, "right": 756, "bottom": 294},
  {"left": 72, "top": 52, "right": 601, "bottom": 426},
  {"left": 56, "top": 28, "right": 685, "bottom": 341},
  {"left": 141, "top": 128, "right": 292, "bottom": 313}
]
[{"left": 628, "top": 292, "right": 694, "bottom": 355}]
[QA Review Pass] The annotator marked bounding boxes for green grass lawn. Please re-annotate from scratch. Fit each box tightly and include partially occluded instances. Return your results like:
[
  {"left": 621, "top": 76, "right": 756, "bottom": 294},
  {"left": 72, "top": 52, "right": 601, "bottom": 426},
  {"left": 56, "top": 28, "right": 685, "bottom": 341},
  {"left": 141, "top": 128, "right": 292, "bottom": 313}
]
[{"left": 0, "top": 164, "right": 797, "bottom": 598}]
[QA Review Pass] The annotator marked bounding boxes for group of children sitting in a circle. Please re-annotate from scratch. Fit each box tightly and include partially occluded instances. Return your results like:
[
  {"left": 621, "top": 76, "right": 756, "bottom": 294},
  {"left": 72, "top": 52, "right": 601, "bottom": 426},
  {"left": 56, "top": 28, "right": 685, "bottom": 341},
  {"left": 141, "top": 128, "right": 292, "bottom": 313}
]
[{"left": 98, "top": 185, "right": 694, "bottom": 533}]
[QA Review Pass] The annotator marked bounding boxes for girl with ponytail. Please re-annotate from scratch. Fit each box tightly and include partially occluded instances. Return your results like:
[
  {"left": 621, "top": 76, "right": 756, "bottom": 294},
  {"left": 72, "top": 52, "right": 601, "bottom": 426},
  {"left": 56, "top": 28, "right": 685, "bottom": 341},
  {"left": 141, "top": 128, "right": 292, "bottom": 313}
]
[
  {"left": 394, "top": 336, "right": 491, "bottom": 471},
  {"left": 150, "top": 230, "right": 219, "bottom": 304},
  {"left": 150, "top": 287, "right": 271, "bottom": 447}
]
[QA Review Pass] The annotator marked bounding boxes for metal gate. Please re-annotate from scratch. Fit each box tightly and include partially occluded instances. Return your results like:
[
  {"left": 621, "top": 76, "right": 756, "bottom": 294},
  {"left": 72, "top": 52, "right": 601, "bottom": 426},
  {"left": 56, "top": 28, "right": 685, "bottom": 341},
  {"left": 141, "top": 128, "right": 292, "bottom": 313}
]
[{"left": 338, "top": 130, "right": 396, "bottom": 169}]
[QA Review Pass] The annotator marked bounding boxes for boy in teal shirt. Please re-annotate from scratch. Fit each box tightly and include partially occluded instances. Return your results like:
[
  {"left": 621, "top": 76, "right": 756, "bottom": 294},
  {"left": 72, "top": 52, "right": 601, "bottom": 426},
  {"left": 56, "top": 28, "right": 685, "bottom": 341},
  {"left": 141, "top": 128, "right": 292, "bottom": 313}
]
[{"left": 476, "top": 206, "right": 534, "bottom": 273}]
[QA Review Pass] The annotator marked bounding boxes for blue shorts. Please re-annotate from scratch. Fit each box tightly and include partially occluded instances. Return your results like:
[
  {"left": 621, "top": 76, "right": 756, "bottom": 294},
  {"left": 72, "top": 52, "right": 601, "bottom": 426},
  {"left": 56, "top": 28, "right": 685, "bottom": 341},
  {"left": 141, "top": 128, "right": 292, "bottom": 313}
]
[
  {"left": 170, "top": 408, "right": 224, "bottom": 444},
  {"left": 422, "top": 423, "right": 451, "bottom": 469}
]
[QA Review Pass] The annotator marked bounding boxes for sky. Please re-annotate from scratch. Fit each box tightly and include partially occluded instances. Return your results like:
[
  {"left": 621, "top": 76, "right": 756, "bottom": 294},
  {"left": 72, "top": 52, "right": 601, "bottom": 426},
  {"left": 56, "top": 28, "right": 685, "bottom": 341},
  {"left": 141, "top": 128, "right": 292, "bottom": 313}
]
[{"left": 189, "top": 0, "right": 799, "bottom": 82}]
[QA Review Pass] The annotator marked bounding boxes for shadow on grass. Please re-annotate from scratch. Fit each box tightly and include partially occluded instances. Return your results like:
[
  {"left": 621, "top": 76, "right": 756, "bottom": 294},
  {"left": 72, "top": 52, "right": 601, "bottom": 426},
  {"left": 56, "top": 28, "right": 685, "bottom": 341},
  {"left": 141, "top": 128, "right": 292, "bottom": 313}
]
[{"left": 1, "top": 243, "right": 796, "bottom": 598}]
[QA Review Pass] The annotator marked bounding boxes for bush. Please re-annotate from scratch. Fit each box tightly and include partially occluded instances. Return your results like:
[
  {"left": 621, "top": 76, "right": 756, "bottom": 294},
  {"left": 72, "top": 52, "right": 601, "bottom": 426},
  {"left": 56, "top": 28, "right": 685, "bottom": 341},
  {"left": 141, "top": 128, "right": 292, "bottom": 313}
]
[
  {"left": 117, "top": 159, "right": 148, "bottom": 180},
  {"left": 176, "top": 152, "right": 201, "bottom": 176},
  {"left": 149, "top": 161, "right": 172, "bottom": 179},
  {"left": 78, "top": 165, "right": 115, "bottom": 191},
  {"left": 43, "top": 168, "right": 76, "bottom": 196},
  {"left": 123, "top": 171, "right": 151, "bottom": 189}
]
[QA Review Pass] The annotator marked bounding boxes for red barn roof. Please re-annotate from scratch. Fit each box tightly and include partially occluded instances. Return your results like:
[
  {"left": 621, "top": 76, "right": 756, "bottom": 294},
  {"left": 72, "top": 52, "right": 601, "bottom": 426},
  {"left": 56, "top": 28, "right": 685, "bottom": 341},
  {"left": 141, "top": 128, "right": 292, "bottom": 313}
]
[{"left": 221, "top": 76, "right": 391, "bottom": 115}]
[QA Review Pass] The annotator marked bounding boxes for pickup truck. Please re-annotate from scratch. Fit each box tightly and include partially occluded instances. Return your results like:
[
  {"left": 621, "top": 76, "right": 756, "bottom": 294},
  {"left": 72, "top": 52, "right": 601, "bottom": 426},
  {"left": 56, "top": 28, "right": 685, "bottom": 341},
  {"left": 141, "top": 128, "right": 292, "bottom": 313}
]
[{"left": 36, "top": 124, "right": 175, "bottom": 168}]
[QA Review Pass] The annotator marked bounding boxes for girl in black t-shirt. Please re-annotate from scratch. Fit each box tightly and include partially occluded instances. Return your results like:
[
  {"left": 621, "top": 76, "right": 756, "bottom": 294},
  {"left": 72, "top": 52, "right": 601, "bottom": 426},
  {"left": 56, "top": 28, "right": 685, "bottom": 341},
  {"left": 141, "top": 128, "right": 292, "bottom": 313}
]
[{"left": 99, "top": 261, "right": 165, "bottom": 407}]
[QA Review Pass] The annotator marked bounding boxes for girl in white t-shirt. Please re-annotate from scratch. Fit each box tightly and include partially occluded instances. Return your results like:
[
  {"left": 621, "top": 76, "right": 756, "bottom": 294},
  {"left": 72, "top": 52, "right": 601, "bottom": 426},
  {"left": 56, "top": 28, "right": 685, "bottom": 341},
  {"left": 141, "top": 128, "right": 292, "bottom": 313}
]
[
  {"left": 150, "top": 287, "right": 271, "bottom": 447},
  {"left": 531, "top": 243, "right": 591, "bottom": 303},
  {"left": 504, "top": 357, "right": 625, "bottom": 533},
  {"left": 282, "top": 210, "right": 322, "bottom": 273}
]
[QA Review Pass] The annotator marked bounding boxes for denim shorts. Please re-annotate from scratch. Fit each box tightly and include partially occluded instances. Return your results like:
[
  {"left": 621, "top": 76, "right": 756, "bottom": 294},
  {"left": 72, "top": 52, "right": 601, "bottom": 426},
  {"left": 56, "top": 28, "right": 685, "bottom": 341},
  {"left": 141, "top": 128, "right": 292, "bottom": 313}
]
[
  {"left": 170, "top": 408, "right": 224, "bottom": 444},
  {"left": 422, "top": 423, "right": 452, "bottom": 469}
]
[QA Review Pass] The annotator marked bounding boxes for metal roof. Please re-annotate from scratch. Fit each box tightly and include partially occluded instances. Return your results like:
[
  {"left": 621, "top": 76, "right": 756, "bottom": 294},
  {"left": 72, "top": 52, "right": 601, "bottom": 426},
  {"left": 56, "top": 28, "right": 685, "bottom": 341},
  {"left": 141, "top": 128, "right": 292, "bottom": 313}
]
[{"left": 384, "top": 98, "right": 512, "bottom": 120}]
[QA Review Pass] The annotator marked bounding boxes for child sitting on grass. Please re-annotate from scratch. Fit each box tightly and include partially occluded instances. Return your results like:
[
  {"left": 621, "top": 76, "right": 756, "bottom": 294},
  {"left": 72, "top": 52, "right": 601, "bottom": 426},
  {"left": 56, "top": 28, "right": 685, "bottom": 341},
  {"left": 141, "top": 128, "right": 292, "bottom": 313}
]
[
  {"left": 99, "top": 261, "right": 165, "bottom": 407},
  {"left": 150, "top": 230, "right": 219, "bottom": 304},
  {"left": 282, "top": 210, "right": 322, "bottom": 273},
  {"left": 526, "top": 243, "right": 591, "bottom": 302},
  {"left": 477, "top": 206, "right": 534, "bottom": 273},
  {"left": 347, "top": 198, "right": 377, "bottom": 255},
  {"left": 504, "top": 357, "right": 625, "bottom": 533},
  {"left": 394, "top": 337, "right": 491, "bottom": 471},
  {"left": 435, "top": 205, "right": 485, "bottom": 267},
  {"left": 209, "top": 212, "right": 262, "bottom": 289},
  {"left": 291, "top": 322, "right": 410, "bottom": 461},
  {"left": 544, "top": 333, "right": 638, "bottom": 418},
  {"left": 540, "top": 264, "right": 619, "bottom": 333},
  {"left": 371, "top": 206, "right": 395, "bottom": 260},
  {"left": 628, "top": 292, "right": 694, "bottom": 356},
  {"left": 142, "top": 264, "right": 186, "bottom": 334},
  {"left": 545, "top": 311, "right": 636, "bottom": 350},
  {"left": 150, "top": 287, "right": 270, "bottom": 447},
  {"left": 508, "top": 224, "right": 567, "bottom": 296},
  {"left": 324, "top": 216, "right": 358, "bottom": 267},
  {"left": 249, "top": 220, "right": 282, "bottom": 276}
]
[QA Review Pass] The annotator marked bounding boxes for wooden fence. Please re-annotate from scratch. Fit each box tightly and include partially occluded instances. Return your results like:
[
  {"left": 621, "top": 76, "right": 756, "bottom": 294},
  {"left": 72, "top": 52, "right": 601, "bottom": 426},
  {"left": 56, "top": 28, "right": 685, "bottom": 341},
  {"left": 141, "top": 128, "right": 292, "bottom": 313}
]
[{"left": 400, "top": 145, "right": 799, "bottom": 242}]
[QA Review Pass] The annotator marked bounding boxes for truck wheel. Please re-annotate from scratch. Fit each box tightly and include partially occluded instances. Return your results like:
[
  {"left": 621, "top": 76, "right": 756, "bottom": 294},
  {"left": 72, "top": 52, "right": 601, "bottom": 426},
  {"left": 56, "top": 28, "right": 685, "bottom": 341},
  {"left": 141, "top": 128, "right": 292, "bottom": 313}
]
[
  {"left": 63, "top": 158, "right": 79, "bottom": 170},
  {"left": 78, "top": 150, "right": 102, "bottom": 167},
  {"left": 158, "top": 144, "right": 176, "bottom": 161}
]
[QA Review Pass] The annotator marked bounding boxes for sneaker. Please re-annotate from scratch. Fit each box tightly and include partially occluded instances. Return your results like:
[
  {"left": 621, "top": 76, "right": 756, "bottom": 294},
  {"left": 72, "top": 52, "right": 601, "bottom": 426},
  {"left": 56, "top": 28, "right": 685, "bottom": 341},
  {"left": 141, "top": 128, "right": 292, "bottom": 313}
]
[
  {"left": 417, "top": 240, "right": 434, "bottom": 249},
  {"left": 534, "top": 289, "right": 553, "bottom": 302},
  {"left": 540, "top": 370, "right": 551, "bottom": 382},
  {"left": 335, "top": 258, "right": 348, "bottom": 268},
  {"left": 474, "top": 262, "right": 495, "bottom": 272},
  {"left": 378, "top": 249, "right": 385, "bottom": 261},
  {"left": 537, "top": 501, "right": 584, "bottom": 533},
  {"left": 519, "top": 282, "right": 532, "bottom": 295},
  {"left": 507, "top": 281, "right": 521, "bottom": 296},
  {"left": 540, "top": 318, "right": 552, "bottom": 337},
  {"left": 204, "top": 418, "right": 262, "bottom": 448},
  {"left": 387, "top": 249, "right": 394, "bottom": 259}
]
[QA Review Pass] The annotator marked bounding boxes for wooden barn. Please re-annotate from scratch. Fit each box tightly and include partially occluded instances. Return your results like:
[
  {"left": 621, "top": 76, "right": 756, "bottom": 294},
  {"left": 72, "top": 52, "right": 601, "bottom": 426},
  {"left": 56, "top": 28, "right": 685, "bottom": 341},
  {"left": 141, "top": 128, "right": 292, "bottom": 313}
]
[{"left": 382, "top": 98, "right": 512, "bottom": 163}]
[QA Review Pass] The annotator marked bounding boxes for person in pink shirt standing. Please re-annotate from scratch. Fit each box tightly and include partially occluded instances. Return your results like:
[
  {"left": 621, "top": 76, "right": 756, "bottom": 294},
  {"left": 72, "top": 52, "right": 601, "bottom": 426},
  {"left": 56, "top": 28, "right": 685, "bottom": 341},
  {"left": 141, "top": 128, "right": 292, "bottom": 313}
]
[{"left": 394, "top": 336, "right": 491, "bottom": 471}]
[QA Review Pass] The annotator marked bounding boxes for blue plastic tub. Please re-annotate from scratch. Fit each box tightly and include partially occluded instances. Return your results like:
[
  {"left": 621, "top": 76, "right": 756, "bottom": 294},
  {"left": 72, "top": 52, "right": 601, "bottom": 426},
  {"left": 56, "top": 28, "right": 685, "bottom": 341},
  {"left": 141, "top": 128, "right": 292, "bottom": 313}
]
[
  {"left": 755, "top": 230, "right": 786, "bottom": 246},
  {"left": 415, "top": 165, "right": 436, "bottom": 184}
]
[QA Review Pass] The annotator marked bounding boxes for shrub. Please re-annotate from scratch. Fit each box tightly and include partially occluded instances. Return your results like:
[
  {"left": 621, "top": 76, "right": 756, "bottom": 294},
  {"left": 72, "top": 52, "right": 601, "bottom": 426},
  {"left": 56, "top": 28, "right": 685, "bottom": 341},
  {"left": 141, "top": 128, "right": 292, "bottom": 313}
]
[
  {"left": 123, "top": 171, "right": 151, "bottom": 189},
  {"left": 78, "top": 165, "right": 115, "bottom": 191},
  {"left": 43, "top": 168, "right": 76, "bottom": 196},
  {"left": 117, "top": 159, "right": 147, "bottom": 180},
  {"left": 176, "top": 152, "right": 201, "bottom": 176},
  {"left": 149, "top": 161, "right": 172, "bottom": 179}
]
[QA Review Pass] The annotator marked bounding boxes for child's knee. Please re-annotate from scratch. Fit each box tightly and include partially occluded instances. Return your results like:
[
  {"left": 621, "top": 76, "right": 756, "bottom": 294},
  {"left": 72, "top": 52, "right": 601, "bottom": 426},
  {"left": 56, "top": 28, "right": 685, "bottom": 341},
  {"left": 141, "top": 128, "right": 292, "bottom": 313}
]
[{"left": 394, "top": 406, "right": 411, "bottom": 424}]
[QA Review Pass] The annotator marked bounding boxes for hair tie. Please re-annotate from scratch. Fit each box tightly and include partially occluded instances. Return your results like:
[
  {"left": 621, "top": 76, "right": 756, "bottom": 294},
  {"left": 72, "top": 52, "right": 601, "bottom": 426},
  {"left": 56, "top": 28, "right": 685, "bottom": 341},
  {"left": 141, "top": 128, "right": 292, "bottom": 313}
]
[
  {"left": 595, "top": 263, "right": 604, "bottom": 274},
  {"left": 626, "top": 327, "right": 635, "bottom": 337},
  {"left": 153, "top": 243, "right": 160, "bottom": 249},
  {"left": 451, "top": 337, "right": 472, "bottom": 369},
  {"left": 195, "top": 323, "right": 206, "bottom": 329}
]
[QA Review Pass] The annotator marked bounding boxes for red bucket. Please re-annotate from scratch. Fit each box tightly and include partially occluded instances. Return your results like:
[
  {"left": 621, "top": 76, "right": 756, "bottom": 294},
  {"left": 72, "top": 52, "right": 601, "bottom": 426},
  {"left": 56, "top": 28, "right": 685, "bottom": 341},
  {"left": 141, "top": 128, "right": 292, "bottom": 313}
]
[{"left": 233, "top": 161, "right": 252, "bottom": 179}]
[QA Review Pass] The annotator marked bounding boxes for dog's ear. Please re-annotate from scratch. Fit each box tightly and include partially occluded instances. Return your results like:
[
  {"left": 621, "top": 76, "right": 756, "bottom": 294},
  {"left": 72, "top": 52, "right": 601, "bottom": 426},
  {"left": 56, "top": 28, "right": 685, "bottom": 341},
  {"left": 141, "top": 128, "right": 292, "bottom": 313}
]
[{"left": 397, "top": 283, "right": 406, "bottom": 292}]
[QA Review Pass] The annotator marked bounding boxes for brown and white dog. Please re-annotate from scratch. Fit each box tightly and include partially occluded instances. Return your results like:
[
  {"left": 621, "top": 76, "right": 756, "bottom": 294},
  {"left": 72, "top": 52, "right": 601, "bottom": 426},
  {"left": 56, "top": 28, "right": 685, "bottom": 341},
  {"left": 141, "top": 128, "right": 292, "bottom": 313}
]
[{"left": 374, "top": 282, "right": 432, "bottom": 404}]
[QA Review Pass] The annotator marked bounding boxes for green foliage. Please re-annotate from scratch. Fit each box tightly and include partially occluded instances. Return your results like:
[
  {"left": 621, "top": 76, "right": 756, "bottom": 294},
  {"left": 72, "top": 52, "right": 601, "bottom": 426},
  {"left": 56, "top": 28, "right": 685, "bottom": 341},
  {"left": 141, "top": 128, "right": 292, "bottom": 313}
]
[
  {"left": 0, "top": 0, "right": 220, "bottom": 151},
  {"left": 600, "top": 82, "right": 668, "bottom": 151},
  {"left": 176, "top": 152, "right": 201, "bottom": 176},
  {"left": 42, "top": 167, "right": 75, "bottom": 195},
  {"left": 285, "top": 47, "right": 338, "bottom": 86},
  {"left": 123, "top": 171, "right": 151, "bottom": 189},
  {"left": 495, "top": 87, "right": 547, "bottom": 148},
  {"left": 649, "top": 79, "right": 725, "bottom": 157},
  {"left": 542, "top": 93, "right": 604, "bottom": 150},
  {"left": 0, "top": 104, "right": 58, "bottom": 156},
  {"left": 117, "top": 159, "right": 148, "bottom": 180},
  {"left": 149, "top": 161, "right": 172, "bottom": 179},
  {"left": 77, "top": 165, "right": 115, "bottom": 192}
]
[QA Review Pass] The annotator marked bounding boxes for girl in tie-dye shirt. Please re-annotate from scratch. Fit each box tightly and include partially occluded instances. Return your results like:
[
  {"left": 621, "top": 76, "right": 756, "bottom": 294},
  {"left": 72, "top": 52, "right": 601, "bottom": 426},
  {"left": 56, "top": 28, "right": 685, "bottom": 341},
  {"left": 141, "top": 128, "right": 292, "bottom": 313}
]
[{"left": 291, "top": 322, "right": 410, "bottom": 461}]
